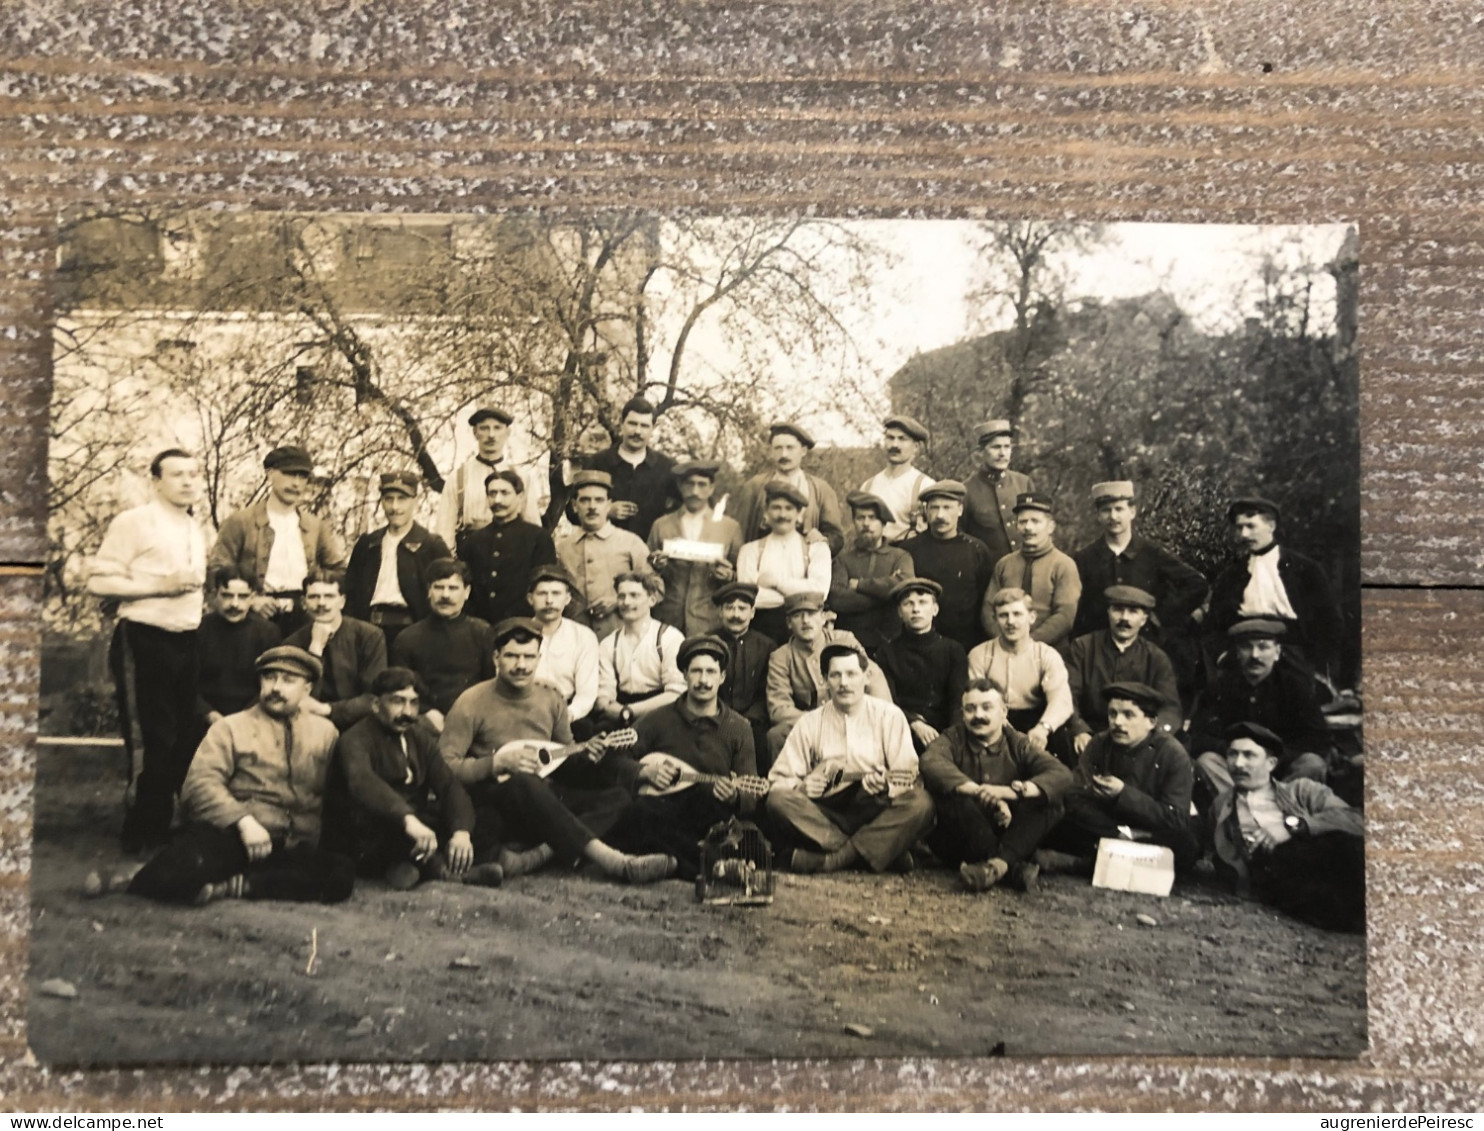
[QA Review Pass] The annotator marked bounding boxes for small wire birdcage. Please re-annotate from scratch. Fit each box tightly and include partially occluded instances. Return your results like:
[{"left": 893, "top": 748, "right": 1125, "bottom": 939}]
[{"left": 696, "top": 817, "right": 774, "bottom": 905}]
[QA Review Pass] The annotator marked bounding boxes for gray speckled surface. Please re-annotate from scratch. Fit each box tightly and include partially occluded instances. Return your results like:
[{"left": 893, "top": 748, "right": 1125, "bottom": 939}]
[{"left": 3, "top": 0, "right": 1482, "bottom": 1109}]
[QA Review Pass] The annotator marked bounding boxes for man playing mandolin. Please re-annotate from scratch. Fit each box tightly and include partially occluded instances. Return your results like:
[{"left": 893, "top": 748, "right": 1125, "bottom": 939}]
[
  {"left": 603, "top": 635, "right": 768, "bottom": 879},
  {"left": 764, "top": 641, "right": 935, "bottom": 874}
]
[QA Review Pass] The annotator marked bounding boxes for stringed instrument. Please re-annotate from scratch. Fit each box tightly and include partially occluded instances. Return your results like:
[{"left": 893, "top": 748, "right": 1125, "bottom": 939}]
[
  {"left": 812, "top": 762, "right": 919, "bottom": 799},
  {"left": 634, "top": 752, "right": 772, "bottom": 799},
  {"left": 493, "top": 727, "right": 639, "bottom": 780}
]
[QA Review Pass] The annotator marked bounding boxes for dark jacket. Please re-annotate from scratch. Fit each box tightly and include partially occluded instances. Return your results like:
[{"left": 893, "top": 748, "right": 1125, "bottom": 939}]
[
  {"left": 1211, "top": 777, "right": 1363, "bottom": 892},
  {"left": 343, "top": 522, "right": 450, "bottom": 622},
  {"left": 1071, "top": 534, "right": 1208, "bottom": 641},
  {"left": 1065, "top": 631, "right": 1182, "bottom": 739},
  {"left": 1071, "top": 730, "right": 1193, "bottom": 841},
  {"left": 328, "top": 712, "right": 476, "bottom": 849},
  {"left": 389, "top": 613, "right": 497, "bottom": 716},
  {"left": 585, "top": 445, "right": 679, "bottom": 540},
  {"left": 1208, "top": 545, "right": 1344, "bottom": 676},
  {"left": 1190, "top": 654, "right": 1332, "bottom": 766},
  {"left": 897, "top": 531, "right": 996, "bottom": 651},
  {"left": 286, "top": 616, "right": 388, "bottom": 730},
  {"left": 195, "top": 611, "right": 282, "bottom": 721},
  {"left": 715, "top": 627, "right": 776, "bottom": 725},
  {"left": 457, "top": 517, "right": 557, "bottom": 625},
  {"left": 875, "top": 629, "right": 968, "bottom": 733},
  {"left": 961, "top": 468, "right": 1033, "bottom": 562},
  {"left": 829, "top": 541, "right": 914, "bottom": 654},
  {"left": 207, "top": 498, "right": 346, "bottom": 592},
  {"left": 920, "top": 721, "right": 1072, "bottom": 801}
]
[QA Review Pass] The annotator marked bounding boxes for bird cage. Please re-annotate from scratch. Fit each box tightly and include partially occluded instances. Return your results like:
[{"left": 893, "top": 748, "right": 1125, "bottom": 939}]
[{"left": 696, "top": 817, "right": 774, "bottom": 906}]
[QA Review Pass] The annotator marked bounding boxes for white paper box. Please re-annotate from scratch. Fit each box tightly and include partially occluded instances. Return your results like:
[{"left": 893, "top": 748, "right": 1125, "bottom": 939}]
[
  {"left": 1092, "top": 838, "right": 1175, "bottom": 897},
  {"left": 662, "top": 538, "right": 726, "bottom": 563}
]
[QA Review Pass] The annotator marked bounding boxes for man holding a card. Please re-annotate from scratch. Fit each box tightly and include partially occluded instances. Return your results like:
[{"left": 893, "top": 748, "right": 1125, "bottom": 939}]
[{"left": 648, "top": 460, "right": 744, "bottom": 636}]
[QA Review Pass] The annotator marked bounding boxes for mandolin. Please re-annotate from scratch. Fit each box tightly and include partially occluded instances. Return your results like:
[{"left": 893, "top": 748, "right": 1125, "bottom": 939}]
[
  {"left": 635, "top": 752, "right": 772, "bottom": 798},
  {"left": 493, "top": 727, "right": 639, "bottom": 780}
]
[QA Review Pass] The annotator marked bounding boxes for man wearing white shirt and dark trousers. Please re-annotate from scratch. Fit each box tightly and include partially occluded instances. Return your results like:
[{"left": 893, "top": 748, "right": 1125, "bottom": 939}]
[{"left": 90, "top": 449, "right": 209, "bottom": 853}]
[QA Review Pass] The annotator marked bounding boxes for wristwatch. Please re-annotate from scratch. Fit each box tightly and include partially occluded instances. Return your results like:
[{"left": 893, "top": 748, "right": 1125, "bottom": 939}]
[{"left": 1283, "top": 814, "right": 1307, "bottom": 837}]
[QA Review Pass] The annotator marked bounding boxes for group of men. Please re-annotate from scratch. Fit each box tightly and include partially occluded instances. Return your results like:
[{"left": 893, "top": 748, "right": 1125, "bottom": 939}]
[{"left": 83, "top": 397, "right": 1363, "bottom": 932}]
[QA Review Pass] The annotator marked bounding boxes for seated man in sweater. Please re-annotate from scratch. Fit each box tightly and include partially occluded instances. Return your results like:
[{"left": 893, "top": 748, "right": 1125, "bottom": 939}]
[
  {"left": 120, "top": 646, "right": 355, "bottom": 906},
  {"left": 920, "top": 680, "right": 1073, "bottom": 893},
  {"left": 389, "top": 558, "right": 495, "bottom": 732},
  {"left": 1039, "top": 680, "right": 1199, "bottom": 873},
  {"left": 438, "top": 618, "right": 675, "bottom": 883},
  {"left": 765, "top": 641, "right": 934, "bottom": 874},
  {"left": 285, "top": 568, "right": 388, "bottom": 730},
  {"left": 967, "top": 588, "right": 1073, "bottom": 757},
  {"left": 1210, "top": 721, "right": 1365, "bottom": 933},
  {"left": 325, "top": 667, "right": 502, "bottom": 890},
  {"left": 1064, "top": 585, "right": 1182, "bottom": 756},
  {"left": 874, "top": 577, "right": 968, "bottom": 752},
  {"left": 196, "top": 566, "right": 282, "bottom": 729}
]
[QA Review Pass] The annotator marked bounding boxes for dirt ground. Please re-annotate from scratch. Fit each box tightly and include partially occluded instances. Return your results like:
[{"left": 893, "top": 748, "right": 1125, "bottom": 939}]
[{"left": 27, "top": 747, "right": 1367, "bottom": 1065}]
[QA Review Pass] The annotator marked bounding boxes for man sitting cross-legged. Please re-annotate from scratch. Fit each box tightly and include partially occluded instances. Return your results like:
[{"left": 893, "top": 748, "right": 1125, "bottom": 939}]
[
  {"left": 603, "top": 635, "right": 764, "bottom": 880},
  {"left": 1038, "top": 680, "right": 1199, "bottom": 874},
  {"left": 764, "top": 641, "right": 934, "bottom": 874},
  {"left": 438, "top": 617, "right": 675, "bottom": 884},
  {"left": 323, "top": 666, "right": 503, "bottom": 891},
  {"left": 920, "top": 680, "right": 1072, "bottom": 894},
  {"left": 118, "top": 646, "right": 355, "bottom": 906}
]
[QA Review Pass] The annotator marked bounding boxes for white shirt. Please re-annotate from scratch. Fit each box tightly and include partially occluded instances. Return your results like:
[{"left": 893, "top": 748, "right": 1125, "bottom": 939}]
[
  {"left": 262, "top": 500, "right": 310, "bottom": 594},
  {"left": 1236, "top": 783, "right": 1293, "bottom": 847},
  {"left": 769, "top": 696, "right": 918, "bottom": 786},
  {"left": 598, "top": 618, "right": 685, "bottom": 706},
  {"left": 432, "top": 451, "right": 551, "bottom": 543},
  {"left": 1239, "top": 546, "right": 1298, "bottom": 620},
  {"left": 92, "top": 500, "right": 207, "bottom": 632},
  {"left": 860, "top": 465, "right": 935, "bottom": 542},
  {"left": 736, "top": 532, "right": 831, "bottom": 610},
  {"left": 369, "top": 527, "right": 409, "bottom": 608},
  {"left": 535, "top": 617, "right": 601, "bottom": 721}
]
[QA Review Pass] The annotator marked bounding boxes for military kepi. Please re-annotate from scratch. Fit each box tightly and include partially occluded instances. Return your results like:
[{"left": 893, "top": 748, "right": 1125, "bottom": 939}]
[{"left": 379, "top": 470, "right": 421, "bottom": 496}]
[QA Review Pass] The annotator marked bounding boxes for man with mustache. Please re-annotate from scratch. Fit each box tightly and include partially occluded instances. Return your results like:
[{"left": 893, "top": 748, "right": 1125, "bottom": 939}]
[
  {"left": 208, "top": 445, "right": 347, "bottom": 635},
  {"left": 710, "top": 582, "right": 776, "bottom": 765},
  {"left": 458, "top": 467, "right": 558, "bottom": 626},
  {"left": 554, "top": 469, "right": 657, "bottom": 639},
  {"left": 736, "top": 482, "right": 833, "bottom": 646},
  {"left": 983, "top": 492, "right": 1081, "bottom": 652},
  {"left": 583, "top": 396, "right": 679, "bottom": 540},
  {"left": 285, "top": 568, "right": 387, "bottom": 731},
  {"left": 1210, "top": 721, "right": 1364, "bottom": 932},
  {"left": 389, "top": 558, "right": 496, "bottom": 731},
  {"left": 1206, "top": 496, "right": 1345, "bottom": 681},
  {"left": 527, "top": 564, "right": 601, "bottom": 734},
  {"left": 647, "top": 460, "right": 743, "bottom": 636},
  {"left": 961, "top": 419, "right": 1034, "bottom": 563},
  {"left": 920, "top": 680, "right": 1072, "bottom": 893},
  {"left": 858, "top": 415, "right": 936, "bottom": 543},
  {"left": 432, "top": 406, "right": 551, "bottom": 551},
  {"left": 1037, "top": 680, "right": 1199, "bottom": 874},
  {"left": 343, "top": 471, "right": 451, "bottom": 649},
  {"left": 195, "top": 565, "right": 282, "bottom": 731},
  {"left": 1190, "top": 620, "right": 1333, "bottom": 796},
  {"left": 829, "top": 491, "right": 915, "bottom": 655},
  {"left": 728, "top": 421, "right": 847, "bottom": 557},
  {"left": 1064, "top": 585, "right": 1182, "bottom": 755},
  {"left": 898, "top": 480, "right": 996, "bottom": 652},
  {"left": 966, "top": 588, "right": 1072, "bottom": 757},
  {"left": 121, "top": 646, "right": 355, "bottom": 906},
  {"left": 325, "top": 667, "right": 501, "bottom": 890}
]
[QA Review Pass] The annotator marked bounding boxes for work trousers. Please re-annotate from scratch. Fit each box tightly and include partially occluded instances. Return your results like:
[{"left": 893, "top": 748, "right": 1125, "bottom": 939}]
[
  {"left": 109, "top": 620, "right": 200, "bottom": 849},
  {"left": 465, "top": 772, "right": 599, "bottom": 866},
  {"left": 1249, "top": 833, "right": 1366, "bottom": 933},
  {"left": 1042, "top": 790, "right": 1201, "bottom": 869},
  {"left": 128, "top": 822, "right": 355, "bottom": 905},
  {"left": 605, "top": 788, "right": 740, "bottom": 880},
  {"left": 927, "top": 793, "right": 1064, "bottom": 869},
  {"left": 763, "top": 783, "right": 934, "bottom": 872}
]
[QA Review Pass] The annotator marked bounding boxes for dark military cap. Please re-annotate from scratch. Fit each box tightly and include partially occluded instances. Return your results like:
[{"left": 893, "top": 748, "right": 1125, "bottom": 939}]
[
  {"left": 672, "top": 460, "right": 721, "bottom": 481},
  {"left": 883, "top": 414, "right": 930, "bottom": 443},
  {"left": 491, "top": 616, "right": 545, "bottom": 648},
  {"left": 769, "top": 421, "right": 816, "bottom": 449},
  {"left": 711, "top": 582, "right": 760, "bottom": 607},
  {"left": 263, "top": 445, "right": 313, "bottom": 474},
  {"left": 918, "top": 479, "right": 967, "bottom": 503},
  {"left": 1101, "top": 680, "right": 1168, "bottom": 715},
  {"left": 1226, "top": 496, "right": 1281, "bottom": 524},
  {"left": 468, "top": 407, "right": 514, "bottom": 427},
  {"left": 764, "top": 482, "right": 810, "bottom": 510},
  {"left": 570, "top": 469, "right": 614, "bottom": 493},
  {"left": 1013, "top": 491, "right": 1055, "bottom": 515},
  {"left": 783, "top": 591, "right": 825, "bottom": 615},
  {"left": 678, "top": 634, "right": 731, "bottom": 672},
  {"left": 819, "top": 640, "right": 867, "bottom": 675},
  {"left": 1224, "top": 721, "right": 1285, "bottom": 757},
  {"left": 526, "top": 564, "right": 576, "bottom": 593},
  {"left": 378, "top": 470, "right": 421, "bottom": 497},
  {"left": 255, "top": 645, "right": 322, "bottom": 683},
  {"left": 1104, "top": 584, "right": 1157, "bottom": 610},
  {"left": 888, "top": 577, "right": 943, "bottom": 604},
  {"left": 844, "top": 490, "right": 896, "bottom": 524},
  {"left": 1228, "top": 618, "right": 1287, "bottom": 641}
]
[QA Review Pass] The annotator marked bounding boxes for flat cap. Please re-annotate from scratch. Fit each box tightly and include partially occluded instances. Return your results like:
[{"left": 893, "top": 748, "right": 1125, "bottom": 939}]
[
  {"left": 888, "top": 577, "right": 943, "bottom": 604},
  {"left": 883, "top": 414, "right": 929, "bottom": 443},
  {"left": 526, "top": 564, "right": 576, "bottom": 592},
  {"left": 672, "top": 460, "right": 721, "bottom": 481},
  {"left": 379, "top": 470, "right": 421, "bottom": 497},
  {"left": 468, "top": 407, "right": 514, "bottom": 427},
  {"left": 918, "top": 479, "right": 967, "bottom": 503},
  {"left": 1101, "top": 680, "right": 1168, "bottom": 712},
  {"left": 263, "top": 445, "right": 313, "bottom": 474},
  {"left": 1104, "top": 584, "right": 1157, "bottom": 610},
  {"left": 769, "top": 421, "right": 816, "bottom": 449},
  {"left": 1013, "top": 491, "right": 1055, "bottom": 515},
  {"left": 256, "top": 645, "right": 322, "bottom": 683},
  {"left": 678, "top": 634, "right": 731, "bottom": 671},
  {"left": 783, "top": 591, "right": 825, "bottom": 615},
  {"left": 1226, "top": 496, "right": 1281, "bottom": 523},
  {"left": 1228, "top": 618, "right": 1287, "bottom": 640},
  {"left": 569, "top": 469, "right": 614, "bottom": 493},
  {"left": 491, "top": 616, "right": 545, "bottom": 648},
  {"left": 711, "top": 581, "right": 760, "bottom": 607},
  {"left": 844, "top": 490, "right": 896, "bottom": 524},
  {"left": 764, "top": 482, "right": 810, "bottom": 510},
  {"left": 1224, "top": 720, "right": 1285, "bottom": 757},
  {"left": 975, "top": 419, "right": 1015, "bottom": 445},
  {"left": 819, "top": 639, "right": 867, "bottom": 674},
  {"left": 1091, "top": 480, "right": 1135, "bottom": 505}
]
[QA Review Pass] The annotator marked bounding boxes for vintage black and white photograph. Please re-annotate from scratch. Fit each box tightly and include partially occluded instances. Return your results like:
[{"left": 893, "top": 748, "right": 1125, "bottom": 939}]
[{"left": 30, "top": 210, "right": 1363, "bottom": 1063}]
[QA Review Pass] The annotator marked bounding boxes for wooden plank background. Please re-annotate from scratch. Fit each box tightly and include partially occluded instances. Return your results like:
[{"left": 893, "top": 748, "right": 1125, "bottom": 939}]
[{"left": 3, "top": 0, "right": 1483, "bottom": 1110}]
